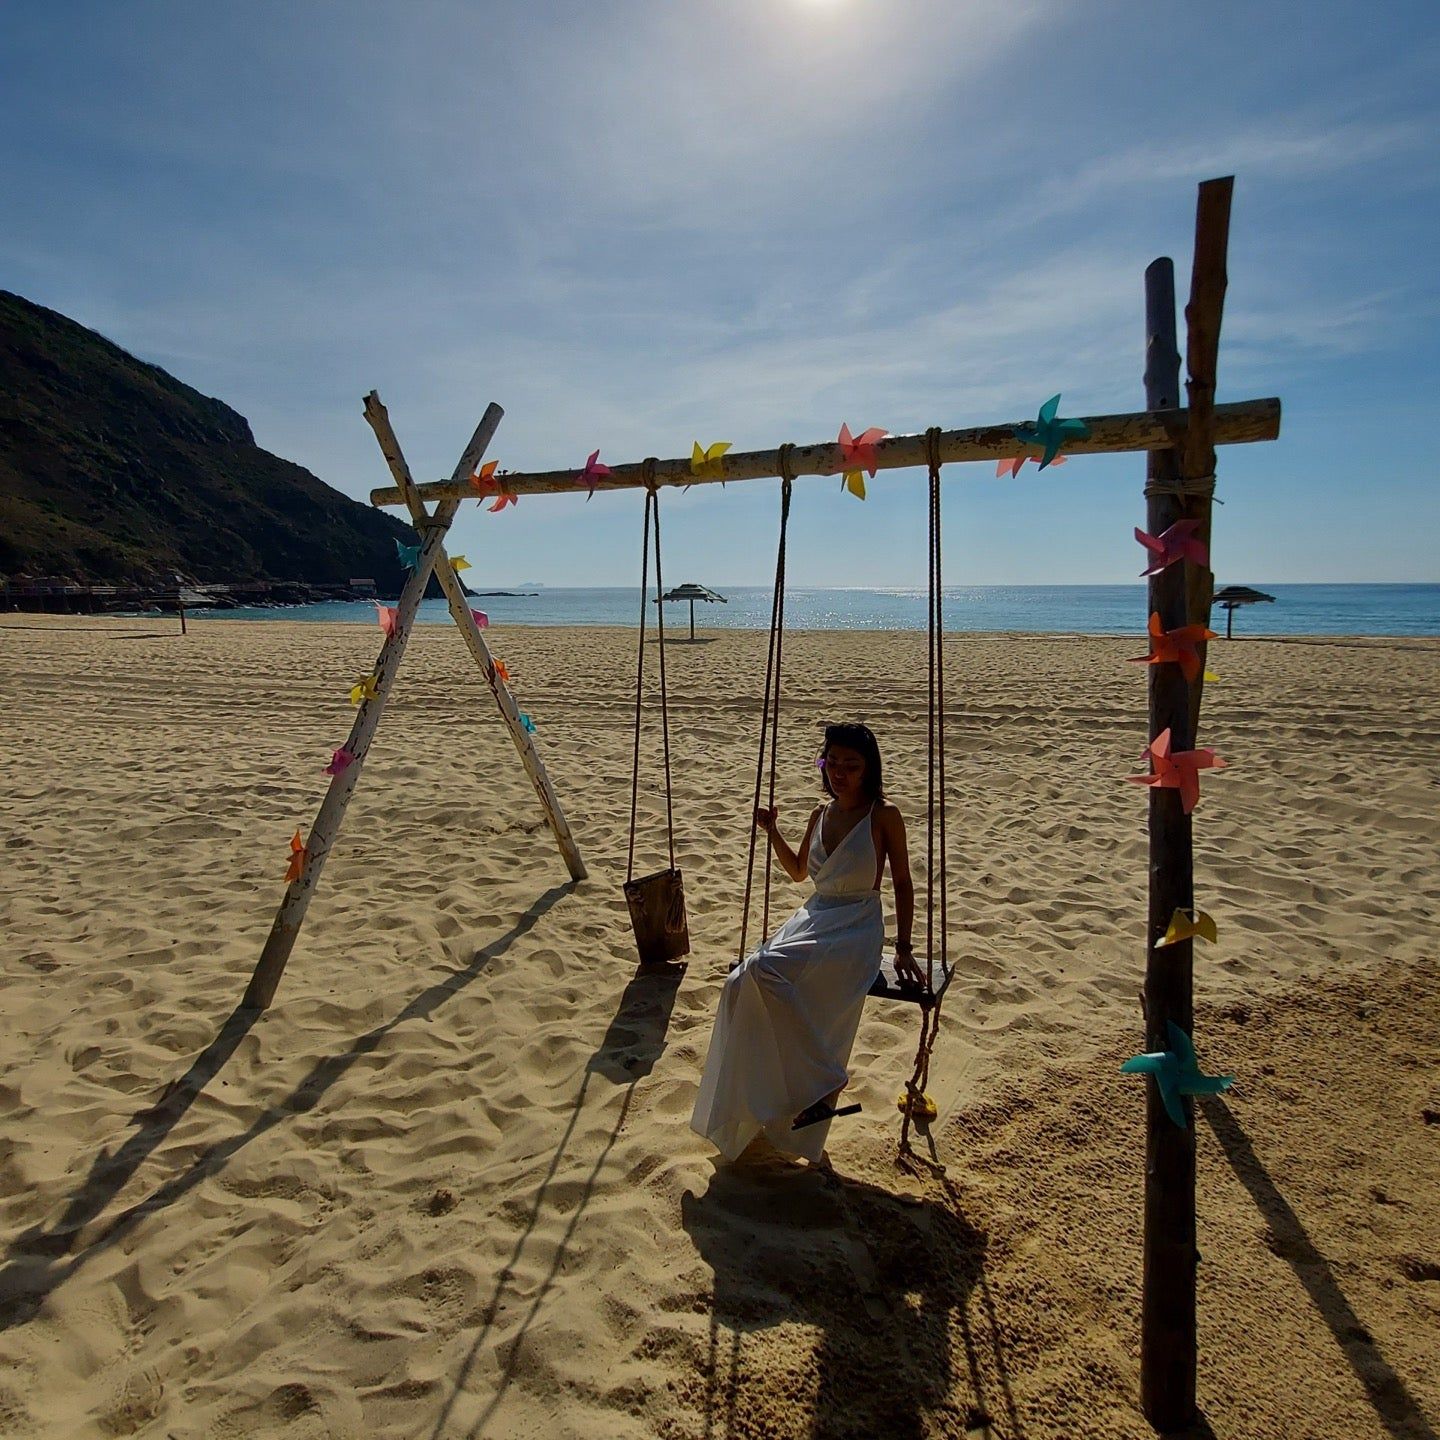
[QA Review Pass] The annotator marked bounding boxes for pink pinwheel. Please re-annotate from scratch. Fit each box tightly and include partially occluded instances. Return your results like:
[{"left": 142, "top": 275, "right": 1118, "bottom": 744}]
[
  {"left": 837, "top": 424, "right": 887, "bottom": 478},
  {"left": 374, "top": 602, "right": 399, "bottom": 637},
  {"left": 1127, "top": 613, "right": 1218, "bottom": 683},
  {"left": 324, "top": 748, "right": 355, "bottom": 776},
  {"left": 1135, "top": 519, "right": 1208, "bottom": 576},
  {"left": 470, "top": 609, "right": 490, "bottom": 630},
  {"left": 1128, "top": 727, "right": 1227, "bottom": 815},
  {"left": 996, "top": 453, "right": 1067, "bottom": 478},
  {"left": 576, "top": 450, "right": 611, "bottom": 500}
]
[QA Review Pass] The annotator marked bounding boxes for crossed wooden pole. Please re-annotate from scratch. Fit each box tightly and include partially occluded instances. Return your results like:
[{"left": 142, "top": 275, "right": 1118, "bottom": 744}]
[{"left": 242, "top": 395, "right": 586, "bottom": 1012}]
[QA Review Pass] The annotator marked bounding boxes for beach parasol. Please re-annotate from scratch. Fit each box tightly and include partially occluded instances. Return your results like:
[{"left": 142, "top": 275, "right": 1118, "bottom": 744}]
[
  {"left": 1213, "top": 584, "right": 1275, "bottom": 639},
  {"left": 657, "top": 582, "right": 727, "bottom": 640}
]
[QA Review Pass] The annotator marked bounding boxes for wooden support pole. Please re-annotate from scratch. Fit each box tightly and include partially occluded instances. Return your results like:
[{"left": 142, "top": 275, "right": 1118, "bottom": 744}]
[
  {"left": 368, "top": 398, "right": 1280, "bottom": 508},
  {"left": 1139, "top": 176, "right": 1233, "bottom": 1433},
  {"left": 361, "top": 391, "right": 588, "bottom": 882},
  {"left": 241, "top": 407, "right": 503, "bottom": 1012}
]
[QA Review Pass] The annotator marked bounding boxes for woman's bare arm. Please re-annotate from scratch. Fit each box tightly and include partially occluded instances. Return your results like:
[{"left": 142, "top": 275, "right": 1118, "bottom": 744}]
[
  {"left": 755, "top": 805, "right": 820, "bottom": 883},
  {"left": 879, "top": 803, "right": 925, "bottom": 984}
]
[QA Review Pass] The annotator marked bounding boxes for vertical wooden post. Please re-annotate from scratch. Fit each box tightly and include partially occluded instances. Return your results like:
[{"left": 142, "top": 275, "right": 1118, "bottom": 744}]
[
  {"left": 241, "top": 407, "right": 504, "bottom": 1011},
  {"left": 361, "top": 392, "right": 587, "bottom": 882},
  {"left": 1139, "top": 176, "right": 1232, "bottom": 1432}
]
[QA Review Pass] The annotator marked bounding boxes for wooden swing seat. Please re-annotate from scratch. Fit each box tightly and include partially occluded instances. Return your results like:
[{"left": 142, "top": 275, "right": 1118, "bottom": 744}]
[{"left": 869, "top": 948, "right": 953, "bottom": 1009}]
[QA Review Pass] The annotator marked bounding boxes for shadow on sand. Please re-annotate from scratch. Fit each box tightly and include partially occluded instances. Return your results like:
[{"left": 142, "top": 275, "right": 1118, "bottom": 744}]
[
  {"left": 682, "top": 1158, "right": 1023, "bottom": 1440},
  {"left": 0, "top": 881, "right": 578, "bottom": 1333},
  {"left": 1200, "top": 1096, "right": 1438, "bottom": 1440},
  {"left": 433, "top": 960, "right": 686, "bottom": 1439}
]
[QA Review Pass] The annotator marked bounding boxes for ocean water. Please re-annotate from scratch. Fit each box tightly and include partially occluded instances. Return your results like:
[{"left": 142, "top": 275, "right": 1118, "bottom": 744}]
[{"left": 188, "top": 584, "right": 1440, "bottom": 637}]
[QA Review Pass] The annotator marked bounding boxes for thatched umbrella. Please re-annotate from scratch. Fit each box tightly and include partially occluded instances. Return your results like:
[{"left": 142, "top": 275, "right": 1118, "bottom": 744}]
[
  {"left": 1213, "top": 584, "right": 1275, "bottom": 639},
  {"left": 658, "top": 582, "right": 727, "bottom": 640}
]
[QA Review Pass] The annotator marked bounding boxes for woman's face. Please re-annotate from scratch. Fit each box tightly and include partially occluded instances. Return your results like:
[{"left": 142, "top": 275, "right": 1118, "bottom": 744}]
[{"left": 822, "top": 745, "right": 866, "bottom": 804}]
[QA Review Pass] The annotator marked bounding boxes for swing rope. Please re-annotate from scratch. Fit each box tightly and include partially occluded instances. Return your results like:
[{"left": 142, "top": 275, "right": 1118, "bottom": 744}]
[
  {"left": 626, "top": 464, "right": 676, "bottom": 884},
  {"left": 737, "top": 448, "right": 795, "bottom": 964},
  {"left": 900, "top": 428, "right": 950, "bottom": 1154}
]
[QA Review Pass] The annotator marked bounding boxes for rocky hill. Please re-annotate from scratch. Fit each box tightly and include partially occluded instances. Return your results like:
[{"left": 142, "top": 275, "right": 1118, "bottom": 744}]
[{"left": 0, "top": 290, "right": 417, "bottom": 593}]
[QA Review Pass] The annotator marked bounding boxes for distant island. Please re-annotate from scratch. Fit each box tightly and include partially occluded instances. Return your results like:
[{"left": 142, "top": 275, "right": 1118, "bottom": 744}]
[{"left": 0, "top": 290, "right": 435, "bottom": 610}]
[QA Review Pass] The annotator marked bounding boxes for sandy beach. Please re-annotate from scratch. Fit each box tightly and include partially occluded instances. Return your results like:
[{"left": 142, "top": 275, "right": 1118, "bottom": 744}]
[{"left": 0, "top": 615, "right": 1436, "bottom": 1439}]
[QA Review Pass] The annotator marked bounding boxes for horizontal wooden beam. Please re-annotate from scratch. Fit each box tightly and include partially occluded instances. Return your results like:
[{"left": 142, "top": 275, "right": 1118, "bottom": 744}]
[{"left": 369, "top": 396, "right": 1280, "bottom": 509}]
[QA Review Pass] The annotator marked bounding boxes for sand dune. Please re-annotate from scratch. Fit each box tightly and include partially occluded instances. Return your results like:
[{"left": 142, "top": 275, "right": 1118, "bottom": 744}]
[{"left": 1, "top": 616, "right": 1436, "bottom": 1438}]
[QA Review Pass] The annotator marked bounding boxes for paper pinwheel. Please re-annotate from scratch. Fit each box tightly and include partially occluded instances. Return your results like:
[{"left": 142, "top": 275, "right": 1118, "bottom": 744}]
[
  {"left": 836, "top": 424, "right": 887, "bottom": 500},
  {"left": 395, "top": 539, "right": 421, "bottom": 570},
  {"left": 1121, "top": 1019, "right": 1234, "bottom": 1128},
  {"left": 1128, "top": 612, "right": 1219, "bottom": 683},
  {"left": 519, "top": 712, "right": 537, "bottom": 734},
  {"left": 1135, "top": 519, "right": 1208, "bottom": 576},
  {"left": 489, "top": 486, "right": 516, "bottom": 513},
  {"left": 451, "top": 555, "right": 471, "bottom": 574},
  {"left": 1012, "top": 394, "right": 1090, "bottom": 469},
  {"left": 324, "top": 748, "right": 355, "bottom": 777},
  {"left": 349, "top": 674, "right": 379, "bottom": 706},
  {"left": 469, "top": 609, "right": 490, "bottom": 630},
  {"left": 996, "top": 453, "right": 1067, "bottom": 479},
  {"left": 1128, "top": 726, "right": 1227, "bottom": 815},
  {"left": 576, "top": 450, "right": 610, "bottom": 500},
  {"left": 1155, "top": 908, "right": 1218, "bottom": 949},
  {"left": 284, "top": 828, "right": 307, "bottom": 884},
  {"left": 469, "top": 460, "right": 499, "bottom": 497},
  {"left": 374, "top": 603, "right": 399, "bottom": 638},
  {"left": 691, "top": 441, "right": 731, "bottom": 480},
  {"left": 491, "top": 658, "right": 510, "bottom": 685}
]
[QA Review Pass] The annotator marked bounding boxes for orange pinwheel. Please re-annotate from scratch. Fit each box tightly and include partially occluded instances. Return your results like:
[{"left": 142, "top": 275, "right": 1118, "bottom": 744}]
[
  {"left": 1127, "top": 612, "right": 1218, "bottom": 683},
  {"left": 284, "top": 829, "right": 307, "bottom": 884},
  {"left": 469, "top": 460, "right": 499, "bottom": 496},
  {"left": 1128, "top": 727, "right": 1227, "bottom": 815},
  {"left": 491, "top": 658, "right": 510, "bottom": 685}
]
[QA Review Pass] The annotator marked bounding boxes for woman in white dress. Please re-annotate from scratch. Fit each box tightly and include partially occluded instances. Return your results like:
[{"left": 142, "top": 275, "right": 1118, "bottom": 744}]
[{"left": 690, "top": 723, "right": 922, "bottom": 1163}]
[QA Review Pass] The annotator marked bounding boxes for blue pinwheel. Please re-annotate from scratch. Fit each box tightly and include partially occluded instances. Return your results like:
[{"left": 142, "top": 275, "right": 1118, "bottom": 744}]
[
  {"left": 1013, "top": 394, "right": 1090, "bottom": 470},
  {"left": 1121, "top": 1020, "right": 1234, "bottom": 1128},
  {"left": 395, "top": 538, "right": 422, "bottom": 570}
]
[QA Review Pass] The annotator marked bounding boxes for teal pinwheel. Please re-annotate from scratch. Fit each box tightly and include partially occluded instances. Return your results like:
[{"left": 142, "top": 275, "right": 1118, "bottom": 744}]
[
  {"left": 395, "top": 538, "right": 422, "bottom": 570},
  {"left": 1121, "top": 1020, "right": 1234, "bottom": 1128},
  {"left": 1013, "top": 394, "right": 1090, "bottom": 470}
]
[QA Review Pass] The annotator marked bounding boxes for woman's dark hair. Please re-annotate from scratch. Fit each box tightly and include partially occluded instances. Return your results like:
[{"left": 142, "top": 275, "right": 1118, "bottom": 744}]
[{"left": 817, "top": 722, "right": 884, "bottom": 801}]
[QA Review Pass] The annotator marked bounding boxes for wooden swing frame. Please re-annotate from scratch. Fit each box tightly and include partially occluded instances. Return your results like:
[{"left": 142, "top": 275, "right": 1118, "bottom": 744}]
[{"left": 242, "top": 176, "right": 1273, "bottom": 1435}]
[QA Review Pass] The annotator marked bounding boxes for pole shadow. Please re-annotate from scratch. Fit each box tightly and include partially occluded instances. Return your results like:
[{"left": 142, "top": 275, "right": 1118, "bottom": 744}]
[
  {"left": 1199, "top": 1096, "right": 1438, "bottom": 1440},
  {"left": 433, "top": 961, "right": 685, "bottom": 1438},
  {"left": 0, "top": 881, "right": 577, "bottom": 1332},
  {"left": 682, "top": 1164, "right": 1022, "bottom": 1439}
]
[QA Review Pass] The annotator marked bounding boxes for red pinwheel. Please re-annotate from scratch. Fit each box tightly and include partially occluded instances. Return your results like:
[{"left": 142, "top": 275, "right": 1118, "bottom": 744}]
[
  {"left": 576, "top": 450, "right": 611, "bottom": 500},
  {"left": 1128, "top": 727, "right": 1227, "bottom": 815},
  {"left": 1135, "top": 519, "right": 1208, "bottom": 576},
  {"left": 324, "top": 748, "right": 355, "bottom": 777},
  {"left": 284, "top": 829, "right": 308, "bottom": 884},
  {"left": 374, "top": 602, "right": 399, "bottom": 637},
  {"left": 1127, "top": 612, "right": 1218, "bottom": 683}
]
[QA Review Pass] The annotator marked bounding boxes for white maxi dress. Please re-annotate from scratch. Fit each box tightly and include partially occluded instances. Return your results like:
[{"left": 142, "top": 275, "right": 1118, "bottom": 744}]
[{"left": 690, "top": 802, "right": 885, "bottom": 1163}]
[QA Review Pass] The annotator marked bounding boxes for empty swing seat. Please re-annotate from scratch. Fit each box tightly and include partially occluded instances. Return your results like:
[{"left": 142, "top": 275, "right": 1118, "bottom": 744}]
[{"left": 869, "top": 948, "right": 954, "bottom": 1008}]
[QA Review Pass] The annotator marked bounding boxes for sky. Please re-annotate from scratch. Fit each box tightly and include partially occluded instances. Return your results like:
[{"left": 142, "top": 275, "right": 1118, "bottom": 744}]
[{"left": 2, "top": 0, "right": 1437, "bottom": 588}]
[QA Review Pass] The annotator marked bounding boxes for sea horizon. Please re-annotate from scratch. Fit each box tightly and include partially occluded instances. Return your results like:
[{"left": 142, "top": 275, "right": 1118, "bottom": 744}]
[{"left": 181, "top": 581, "right": 1440, "bottom": 638}]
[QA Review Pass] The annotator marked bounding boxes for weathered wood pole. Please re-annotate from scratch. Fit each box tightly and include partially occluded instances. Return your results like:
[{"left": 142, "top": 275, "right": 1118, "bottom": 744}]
[
  {"left": 361, "top": 392, "right": 587, "bottom": 881},
  {"left": 1139, "top": 176, "right": 1232, "bottom": 1432},
  {"left": 368, "top": 398, "right": 1280, "bottom": 507},
  {"left": 241, "top": 406, "right": 503, "bottom": 1011}
]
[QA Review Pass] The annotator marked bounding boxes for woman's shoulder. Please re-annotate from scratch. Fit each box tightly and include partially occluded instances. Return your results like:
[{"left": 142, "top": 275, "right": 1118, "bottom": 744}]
[{"left": 873, "top": 797, "right": 905, "bottom": 825}]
